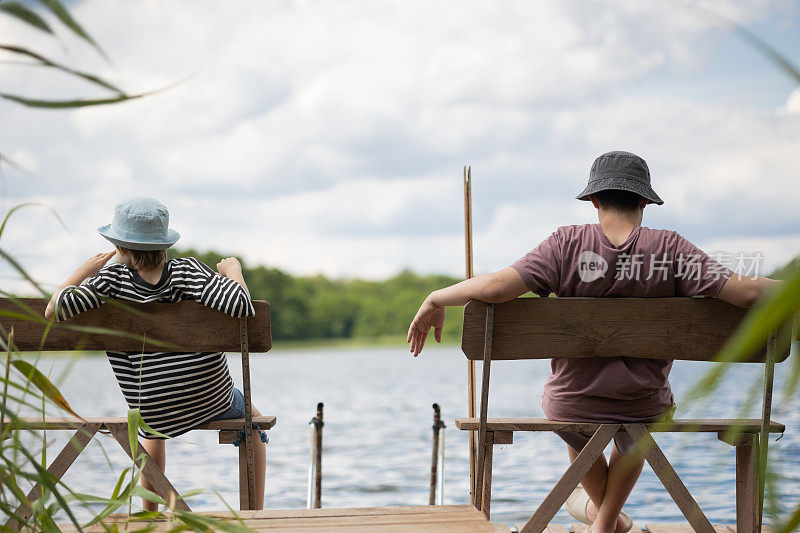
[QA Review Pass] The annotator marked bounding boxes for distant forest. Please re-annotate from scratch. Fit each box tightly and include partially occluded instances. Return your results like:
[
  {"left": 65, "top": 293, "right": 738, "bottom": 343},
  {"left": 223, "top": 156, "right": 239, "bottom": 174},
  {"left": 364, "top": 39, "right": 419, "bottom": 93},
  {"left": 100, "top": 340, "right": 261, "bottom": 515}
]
[{"left": 168, "top": 248, "right": 465, "bottom": 343}]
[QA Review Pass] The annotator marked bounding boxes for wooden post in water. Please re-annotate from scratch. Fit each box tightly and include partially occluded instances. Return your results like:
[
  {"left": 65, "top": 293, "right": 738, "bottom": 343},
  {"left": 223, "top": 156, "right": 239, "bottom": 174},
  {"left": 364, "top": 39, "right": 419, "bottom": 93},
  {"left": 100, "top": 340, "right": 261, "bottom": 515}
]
[
  {"left": 308, "top": 402, "right": 324, "bottom": 509},
  {"left": 429, "top": 403, "right": 446, "bottom": 505},
  {"left": 463, "top": 166, "right": 478, "bottom": 505}
]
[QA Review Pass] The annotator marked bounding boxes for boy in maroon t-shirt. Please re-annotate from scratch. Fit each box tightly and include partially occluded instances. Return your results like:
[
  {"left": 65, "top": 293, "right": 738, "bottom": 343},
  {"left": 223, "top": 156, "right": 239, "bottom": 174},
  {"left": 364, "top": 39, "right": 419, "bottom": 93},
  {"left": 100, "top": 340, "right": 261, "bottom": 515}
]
[{"left": 407, "top": 151, "right": 776, "bottom": 533}]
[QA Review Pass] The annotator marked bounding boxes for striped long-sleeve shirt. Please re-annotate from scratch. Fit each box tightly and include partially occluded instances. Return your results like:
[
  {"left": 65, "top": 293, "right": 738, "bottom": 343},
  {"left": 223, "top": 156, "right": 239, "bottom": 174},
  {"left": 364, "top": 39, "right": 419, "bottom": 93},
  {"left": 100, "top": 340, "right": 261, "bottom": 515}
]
[{"left": 56, "top": 257, "right": 255, "bottom": 438}]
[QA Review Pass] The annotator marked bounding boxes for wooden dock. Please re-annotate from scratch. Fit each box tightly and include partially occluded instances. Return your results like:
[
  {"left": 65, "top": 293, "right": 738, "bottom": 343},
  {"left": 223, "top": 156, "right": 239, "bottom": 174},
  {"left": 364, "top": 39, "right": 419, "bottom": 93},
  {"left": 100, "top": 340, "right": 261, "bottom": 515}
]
[
  {"left": 519, "top": 524, "right": 775, "bottom": 532},
  {"left": 60, "top": 505, "right": 507, "bottom": 532},
  {"left": 59, "top": 506, "right": 776, "bottom": 532}
]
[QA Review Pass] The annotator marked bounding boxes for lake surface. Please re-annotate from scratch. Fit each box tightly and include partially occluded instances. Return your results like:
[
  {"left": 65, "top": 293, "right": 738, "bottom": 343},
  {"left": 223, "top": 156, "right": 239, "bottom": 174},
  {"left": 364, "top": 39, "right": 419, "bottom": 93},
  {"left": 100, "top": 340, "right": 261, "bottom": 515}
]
[{"left": 17, "top": 344, "right": 800, "bottom": 528}]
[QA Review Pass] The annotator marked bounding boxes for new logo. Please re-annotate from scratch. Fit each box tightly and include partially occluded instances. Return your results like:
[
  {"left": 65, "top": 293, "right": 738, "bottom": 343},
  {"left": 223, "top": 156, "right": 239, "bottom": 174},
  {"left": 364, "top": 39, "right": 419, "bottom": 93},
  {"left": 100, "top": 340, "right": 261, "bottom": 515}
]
[{"left": 578, "top": 250, "right": 608, "bottom": 282}]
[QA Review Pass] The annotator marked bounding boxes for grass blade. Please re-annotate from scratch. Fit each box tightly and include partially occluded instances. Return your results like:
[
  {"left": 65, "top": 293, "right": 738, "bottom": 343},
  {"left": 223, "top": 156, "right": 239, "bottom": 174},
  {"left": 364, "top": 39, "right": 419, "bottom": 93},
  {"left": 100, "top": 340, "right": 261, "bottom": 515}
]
[
  {"left": 0, "top": 44, "right": 123, "bottom": 93},
  {"left": 0, "top": 248, "right": 49, "bottom": 296},
  {"left": 34, "top": 0, "right": 107, "bottom": 59},
  {"left": 0, "top": 92, "right": 144, "bottom": 108},
  {"left": 10, "top": 359, "right": 80, "bottom": 417},
  {"left": 0, "top": 2, "right": 53, "bottom": 34}
]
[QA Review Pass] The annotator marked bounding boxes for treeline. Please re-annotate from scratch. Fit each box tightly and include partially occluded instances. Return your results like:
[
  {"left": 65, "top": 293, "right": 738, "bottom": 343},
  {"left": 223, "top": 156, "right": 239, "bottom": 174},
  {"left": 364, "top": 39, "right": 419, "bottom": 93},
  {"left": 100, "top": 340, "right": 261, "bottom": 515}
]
[{"left": 168, "top": 249, "right": 465, "bottom": 343}]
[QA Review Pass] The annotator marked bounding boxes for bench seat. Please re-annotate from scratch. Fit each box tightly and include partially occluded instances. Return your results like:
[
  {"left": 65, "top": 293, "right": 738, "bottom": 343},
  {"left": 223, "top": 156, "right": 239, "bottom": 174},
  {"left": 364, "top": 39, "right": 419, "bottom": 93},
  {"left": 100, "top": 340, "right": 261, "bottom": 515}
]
[
  {"left": 8, "top": 415, "right": 277, "bottom": 431},
  {"left": 455, "top": 417, "right": 785, "bottom": 434}
]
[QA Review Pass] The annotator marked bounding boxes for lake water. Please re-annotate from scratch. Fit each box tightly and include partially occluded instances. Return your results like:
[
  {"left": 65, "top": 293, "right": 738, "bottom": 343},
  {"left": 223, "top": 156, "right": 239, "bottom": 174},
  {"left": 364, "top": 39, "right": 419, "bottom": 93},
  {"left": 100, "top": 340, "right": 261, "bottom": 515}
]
[{"left": 16, "top": 344, "right": 800, "bottom": 528}]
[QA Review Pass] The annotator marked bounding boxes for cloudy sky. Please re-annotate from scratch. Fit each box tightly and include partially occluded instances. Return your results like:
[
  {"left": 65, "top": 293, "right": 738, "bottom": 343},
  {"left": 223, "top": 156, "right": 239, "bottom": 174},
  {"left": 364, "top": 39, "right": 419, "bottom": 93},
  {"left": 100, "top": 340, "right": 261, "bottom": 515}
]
[{"left": 1, "top": 0, "right": 799, "bottom": 292}]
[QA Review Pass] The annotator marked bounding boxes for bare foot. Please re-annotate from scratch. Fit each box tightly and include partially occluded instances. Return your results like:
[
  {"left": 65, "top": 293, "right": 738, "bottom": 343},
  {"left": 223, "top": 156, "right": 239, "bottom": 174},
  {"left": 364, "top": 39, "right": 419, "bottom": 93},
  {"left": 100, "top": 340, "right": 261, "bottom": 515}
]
[{"left": 585, "top": 500, "right": 629, "bottom": 533}]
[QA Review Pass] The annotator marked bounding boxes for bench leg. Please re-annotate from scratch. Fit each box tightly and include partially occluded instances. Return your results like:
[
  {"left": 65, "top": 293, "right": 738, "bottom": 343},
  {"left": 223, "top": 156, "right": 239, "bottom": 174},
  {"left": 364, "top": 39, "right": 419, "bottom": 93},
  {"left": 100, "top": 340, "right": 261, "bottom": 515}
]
[
  {"left": 480, "top": 431, "right": 494, "bottom": 519},
  {"left": 5, "top": 423, "right": 99, "bottom": 531},
  {"left": 520, "top": 424, "right": 620, "bottom": 533},
  {"left": 624, "top": 424, "right": 715, "bottom": 533},
  {"left": 736, "top": 434, "right": 759, "bottom": 533},
  {"left": 239, "top": 439, "right": 250, "bottom": 510},
  {"left": 107, "top": 424, "right": 190, "bottom": 512}
]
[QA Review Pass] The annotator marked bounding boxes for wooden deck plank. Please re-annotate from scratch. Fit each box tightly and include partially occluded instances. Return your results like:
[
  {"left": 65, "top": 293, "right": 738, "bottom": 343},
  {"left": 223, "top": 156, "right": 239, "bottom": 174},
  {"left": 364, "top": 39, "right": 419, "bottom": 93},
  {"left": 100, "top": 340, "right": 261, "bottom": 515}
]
[
  {"left": 572, "top": 524, "right": 647, "bottom": 532},
  {"left": 67, "top": 521, "right": 497, "bottom": 532},
  {"left": 525, "top": 525, "right": 569, "bottom": 533},
  {"left": 454, "top": 418, "right": 785, "bottom": 434},
  {"left": 181, "top": 505, "right": 480, "bottom": 519},
  {"left": 645, "top": 525, "right": 732, "bottom": 532},
  {"left": 60, "top": 506, "right": 498, "bottom": 532},
  {"left": 725, "top": 526, "right": 773, "bottom": 532}
]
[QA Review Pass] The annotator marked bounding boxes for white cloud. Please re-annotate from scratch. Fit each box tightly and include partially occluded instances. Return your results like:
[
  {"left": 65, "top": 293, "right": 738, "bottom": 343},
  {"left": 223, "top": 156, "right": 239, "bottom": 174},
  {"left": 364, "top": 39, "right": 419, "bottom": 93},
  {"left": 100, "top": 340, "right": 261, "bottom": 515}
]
[
  {"left": 788, "top": 87, "right": 800, "bottom": 114},
  {"left": 0, "top": 0, "right": 798, "bottom": 292}
]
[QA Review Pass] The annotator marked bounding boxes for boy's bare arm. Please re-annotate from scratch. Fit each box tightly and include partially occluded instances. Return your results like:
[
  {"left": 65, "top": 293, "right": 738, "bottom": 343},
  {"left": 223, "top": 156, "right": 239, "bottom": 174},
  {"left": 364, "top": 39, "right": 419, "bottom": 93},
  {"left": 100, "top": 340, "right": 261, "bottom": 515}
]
[
  {"left": 216, "top": 257, "right": 251, "bottom": 299},
  {"left": 44, "top": 252, "right": 116, "bottom": 320},
  {"left": 407, "top": 267, "right": 528, "bottom": 356},
  {"left": 716, "top": 275, "right": 779, "bottom": 308}
]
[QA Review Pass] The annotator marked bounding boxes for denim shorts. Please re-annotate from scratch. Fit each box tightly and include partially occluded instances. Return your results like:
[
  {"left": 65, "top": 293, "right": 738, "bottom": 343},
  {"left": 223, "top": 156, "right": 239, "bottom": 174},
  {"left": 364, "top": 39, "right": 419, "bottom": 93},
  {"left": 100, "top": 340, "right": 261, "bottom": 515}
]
[{"left": 213, "top": 388, "right": 245, "bottom": 420}]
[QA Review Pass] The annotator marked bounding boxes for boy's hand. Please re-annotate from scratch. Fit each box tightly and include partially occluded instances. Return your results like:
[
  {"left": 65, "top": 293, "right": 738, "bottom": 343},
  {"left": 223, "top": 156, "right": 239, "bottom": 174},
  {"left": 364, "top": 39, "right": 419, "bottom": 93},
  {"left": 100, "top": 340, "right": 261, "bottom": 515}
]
[
  {"left": 44, "top": 251, "right": 115, "bottom": 319},
  {"left": 76, "top": 252, "right": 116, "bottom": 279},
  {"left": 407, "top": 296, "right": 446, "bottom": 357},
  {"left": 216, "top": 257, "right": 242, "bottom": 278}
]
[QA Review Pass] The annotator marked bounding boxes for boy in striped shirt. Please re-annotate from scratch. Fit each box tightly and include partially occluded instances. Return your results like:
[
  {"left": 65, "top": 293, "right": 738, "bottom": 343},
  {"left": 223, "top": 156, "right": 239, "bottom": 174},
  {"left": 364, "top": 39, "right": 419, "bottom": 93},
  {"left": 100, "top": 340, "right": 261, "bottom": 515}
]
[{"left": 44, "top": 197, "right": 267, "bottom": 511}]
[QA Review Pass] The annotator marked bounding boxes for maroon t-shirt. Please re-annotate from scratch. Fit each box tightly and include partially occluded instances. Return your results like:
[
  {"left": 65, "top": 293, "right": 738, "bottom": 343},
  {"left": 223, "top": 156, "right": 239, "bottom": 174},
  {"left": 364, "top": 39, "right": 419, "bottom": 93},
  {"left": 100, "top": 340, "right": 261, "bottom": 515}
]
[{"left": 511, "top": 224, "right": 732, "bottom": 422}]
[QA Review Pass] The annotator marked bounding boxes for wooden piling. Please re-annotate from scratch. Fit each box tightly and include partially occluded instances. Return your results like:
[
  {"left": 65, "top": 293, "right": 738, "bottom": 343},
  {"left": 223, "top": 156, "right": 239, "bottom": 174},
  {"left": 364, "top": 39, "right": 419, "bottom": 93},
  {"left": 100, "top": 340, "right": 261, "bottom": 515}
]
[
  {"left": 429, "top": 403, "right": 445, "bottom": 505},
  {"left": 310, "top": 402, "right": 324, "bottom": 509}
]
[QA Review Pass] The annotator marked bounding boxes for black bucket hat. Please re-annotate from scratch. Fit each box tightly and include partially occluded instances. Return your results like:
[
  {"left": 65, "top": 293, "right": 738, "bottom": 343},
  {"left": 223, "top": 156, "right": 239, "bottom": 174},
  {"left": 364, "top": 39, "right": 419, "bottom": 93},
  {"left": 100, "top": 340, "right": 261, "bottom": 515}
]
[{"left": 576, "top": 151, "right": 663, "bottom": 205}]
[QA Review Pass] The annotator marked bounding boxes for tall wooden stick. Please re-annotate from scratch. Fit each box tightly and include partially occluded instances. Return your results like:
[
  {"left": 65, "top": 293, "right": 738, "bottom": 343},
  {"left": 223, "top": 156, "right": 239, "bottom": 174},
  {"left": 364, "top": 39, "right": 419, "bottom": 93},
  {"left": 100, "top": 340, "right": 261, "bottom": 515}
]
[{"left": 463, "top": 165, "right": 477, "bottom": 505}]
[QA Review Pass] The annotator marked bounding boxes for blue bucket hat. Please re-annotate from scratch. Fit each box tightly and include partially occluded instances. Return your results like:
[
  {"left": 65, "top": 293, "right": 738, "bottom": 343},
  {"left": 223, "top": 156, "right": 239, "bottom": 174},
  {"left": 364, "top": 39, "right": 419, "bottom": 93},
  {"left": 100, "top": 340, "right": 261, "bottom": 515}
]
[
  {"left": 576, "top": 151, "right": 664, "bottom": 205},
  {"left": 98, "top": 197, "right": 180, "bottom": 251}
]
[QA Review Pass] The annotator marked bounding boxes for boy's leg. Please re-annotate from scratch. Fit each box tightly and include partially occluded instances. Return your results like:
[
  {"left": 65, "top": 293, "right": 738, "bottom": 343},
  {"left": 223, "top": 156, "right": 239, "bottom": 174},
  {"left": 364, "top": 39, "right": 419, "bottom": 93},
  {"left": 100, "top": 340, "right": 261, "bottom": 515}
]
[
  {"left": 568, "top": 446, "right": 608, "bottom": 518},
  {"left": 141, "top": 438, "right": 166, "bottom": 512},
  {"left": 591, "top": 445, "right": 644, "bottom": 533},
  {"left": 568, "top": 443, "right": 641, "bottom": 533},
  {"left": 250, "top": 403, "right": 266, "bottom": 510}
]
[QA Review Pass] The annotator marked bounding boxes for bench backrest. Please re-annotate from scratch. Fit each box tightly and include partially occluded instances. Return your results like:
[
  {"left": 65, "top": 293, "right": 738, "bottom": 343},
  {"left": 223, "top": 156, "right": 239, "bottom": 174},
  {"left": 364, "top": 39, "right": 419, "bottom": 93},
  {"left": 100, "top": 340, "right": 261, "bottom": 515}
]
[
  {"left": 0, "top": 298, "right": 271, "bottom": 353},
  {"left": 462, "top": 297, "right": 790, "bottom": 363}
]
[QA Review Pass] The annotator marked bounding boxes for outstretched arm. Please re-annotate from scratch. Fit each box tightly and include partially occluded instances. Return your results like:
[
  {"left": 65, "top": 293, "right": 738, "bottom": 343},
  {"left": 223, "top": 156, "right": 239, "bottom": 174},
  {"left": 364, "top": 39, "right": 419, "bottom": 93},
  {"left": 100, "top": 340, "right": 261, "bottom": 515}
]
[
  {"left": 716, "top": 275, "right": 779, "bottom": 308},
  {"left": 407, "top": 267, "right": 528, "bottom": 356},
  {"left": 44, "top": 251, "right": 116, "bottom": 320}
]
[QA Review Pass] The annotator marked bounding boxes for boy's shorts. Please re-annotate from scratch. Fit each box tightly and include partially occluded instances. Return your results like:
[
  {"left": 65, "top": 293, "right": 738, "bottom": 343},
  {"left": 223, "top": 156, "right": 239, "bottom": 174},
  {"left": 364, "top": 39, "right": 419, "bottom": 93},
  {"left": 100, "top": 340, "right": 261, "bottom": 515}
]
[
  {"left": 555, "top": 428, "right": 639, "bottom": 456},
  {"left": 212, "top": 388, "right": 246, "bottom": 420},
  {"left": 554, "top": 404, "right": 676, "bottom": 457}
]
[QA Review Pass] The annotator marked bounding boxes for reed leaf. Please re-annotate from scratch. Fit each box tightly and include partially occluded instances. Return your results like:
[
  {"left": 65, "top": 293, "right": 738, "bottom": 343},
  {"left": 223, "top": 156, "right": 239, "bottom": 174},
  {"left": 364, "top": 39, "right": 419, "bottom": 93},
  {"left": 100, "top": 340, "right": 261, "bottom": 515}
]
[
  {"left": 10, "top": 359, "right": 80, "bottom": 417},
  {"left": 0, "top": 2, "right": 53, "bottom": 34},
  {"left": 0, "top": 44, "right": 123, "bottom": 94},
  {"left": 778, "top": 504, "right": 800, "bottom": 533},
  {"left": 128, "top": 408, "right": 171, "bottom": 442},
  {"left": 690, "top": 2, "right": 800, "bottom": 84},
  {"left": 34, "top": 0, "right": 107, "bottom": 60},
  {"left": 0, "top": 151, "right": 29, "bottom": 174},
  {"left": 684, "top": 267, "right": 800, "bottom": 404},
  {"left": 0, "top": 248, "right": 49, "bottom": 297},
  {"left": 15, "top": 444, "right": 83, "bottom": 530},
  {"left": 131, "top": 486, "right": 167, "bottom": 506},
  {"left": 0, "top": 92, "right": 144, "bottom": 108},
  {"left": 83, "top": 467, "right": 138, "bottom": 527}
]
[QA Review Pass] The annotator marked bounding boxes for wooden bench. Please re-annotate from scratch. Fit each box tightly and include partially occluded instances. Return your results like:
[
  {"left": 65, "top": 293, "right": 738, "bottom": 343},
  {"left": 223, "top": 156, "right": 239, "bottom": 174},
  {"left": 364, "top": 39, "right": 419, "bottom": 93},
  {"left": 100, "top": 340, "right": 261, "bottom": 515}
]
[
  {"left": 1, "top": 297, "right": 274, "bottom": 529},
  {"left": 456, "top": 297, "right": 791, "bottom": 533}
]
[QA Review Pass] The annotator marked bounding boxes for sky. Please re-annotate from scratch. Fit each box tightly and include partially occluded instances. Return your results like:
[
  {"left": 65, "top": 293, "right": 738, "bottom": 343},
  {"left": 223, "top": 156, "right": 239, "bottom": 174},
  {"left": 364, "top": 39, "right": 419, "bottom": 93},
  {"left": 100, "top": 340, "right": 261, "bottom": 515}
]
[{"left": 1, "top": 0, "right": 799, "bottom": 293}]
